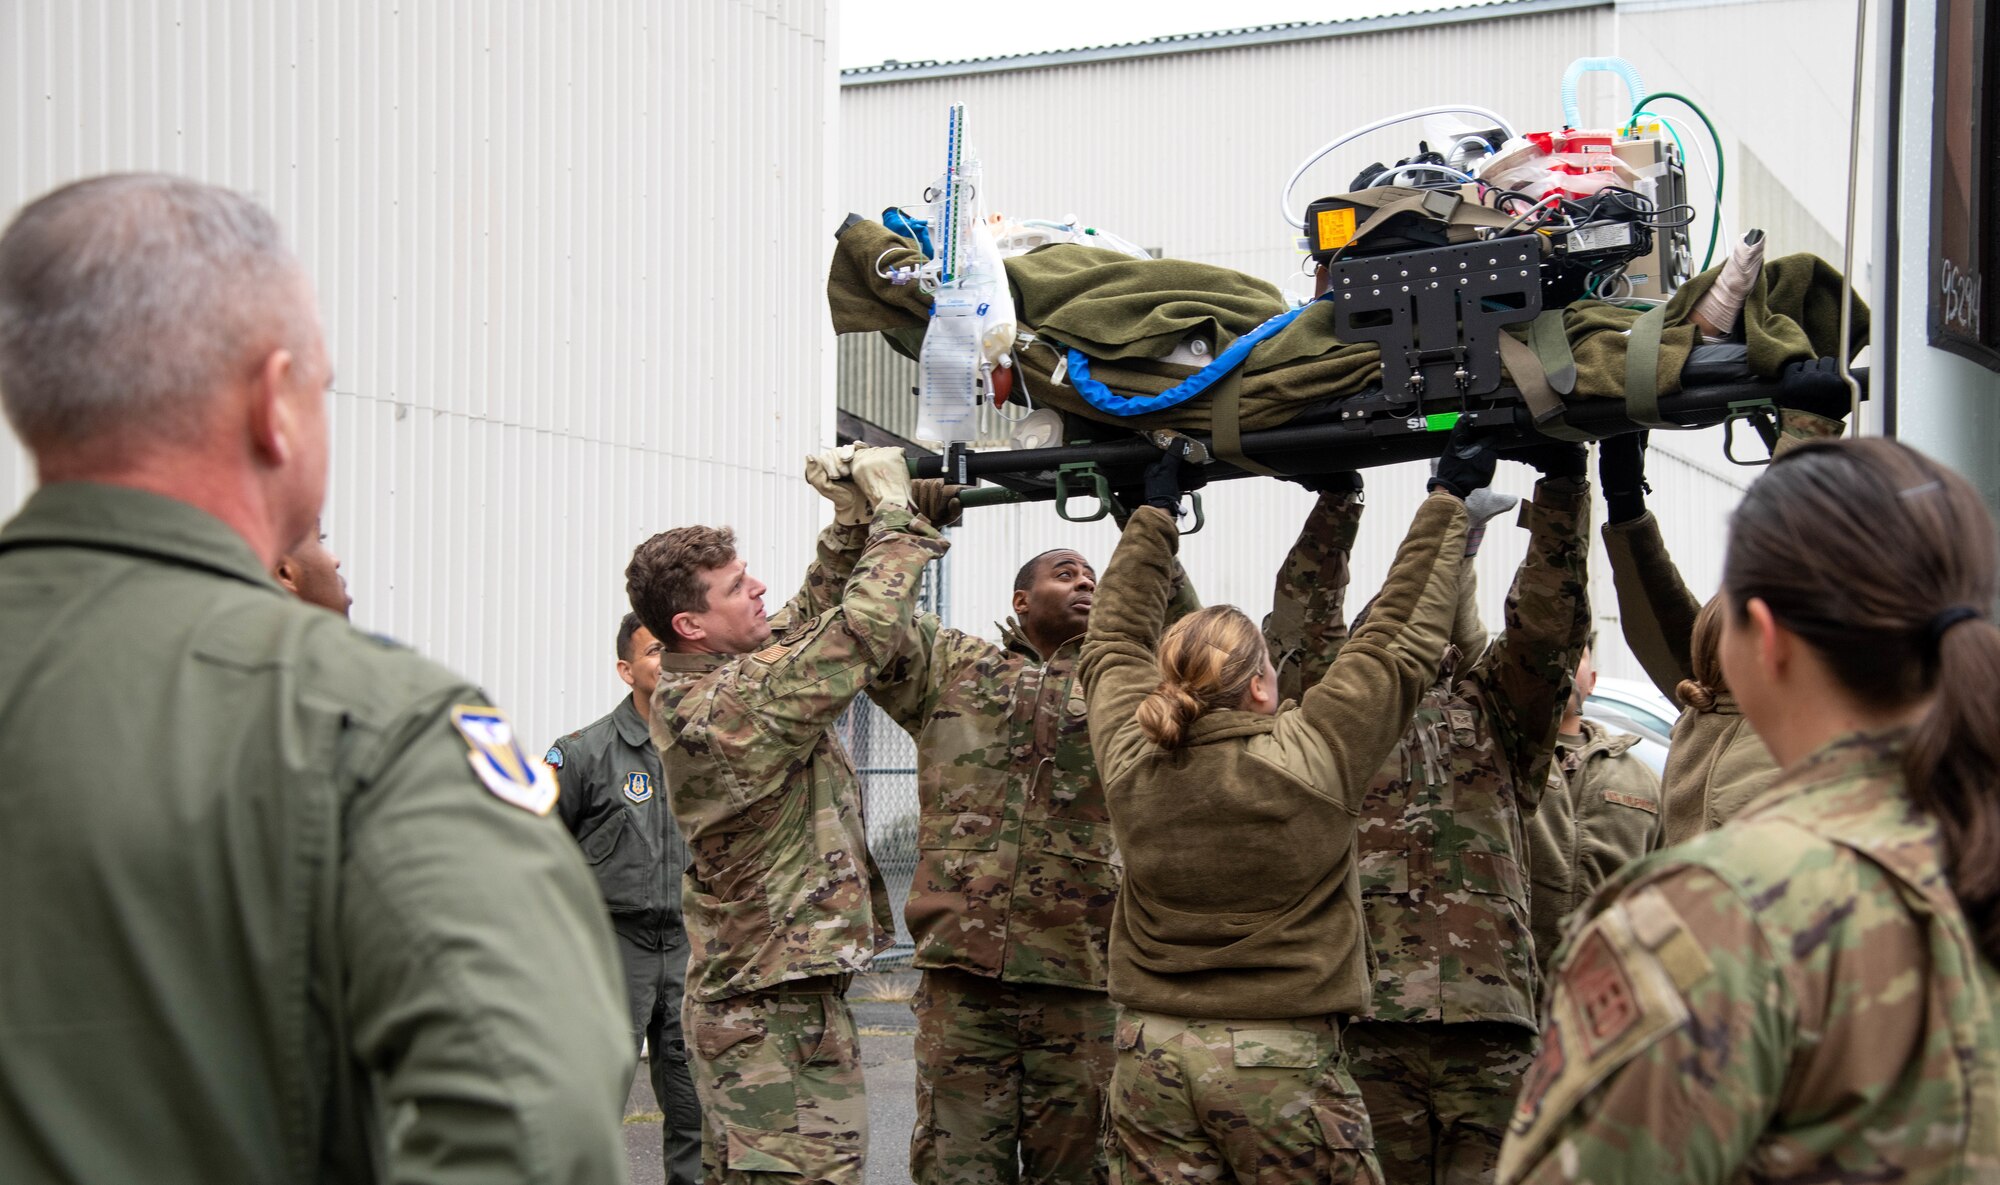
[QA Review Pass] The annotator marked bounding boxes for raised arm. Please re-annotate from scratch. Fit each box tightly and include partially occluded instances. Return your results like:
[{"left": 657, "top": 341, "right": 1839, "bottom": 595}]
[
  {"left": 1080, "top": 506, "right": 1180, "bottom": 744},
  {"left": 1262, "top": 479, "right": 1366, "bottom": 704},
  {"left": 1468, "top": 469, "right": 1593, "bottom": 807},
  {"left": 1279, "top": 490, "right": 1469, "bottom": 806},
  {"left": 695, "top": 501, "right": 948, "bottom": 794}
]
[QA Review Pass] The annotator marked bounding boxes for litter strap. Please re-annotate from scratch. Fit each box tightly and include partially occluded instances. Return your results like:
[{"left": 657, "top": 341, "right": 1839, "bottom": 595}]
[
  {"left": 1623, "top": 305, "right": 1674, "bottom": 428},
  {"left": 1066, "top": 304, "right": 1308, "bottom": 418}
]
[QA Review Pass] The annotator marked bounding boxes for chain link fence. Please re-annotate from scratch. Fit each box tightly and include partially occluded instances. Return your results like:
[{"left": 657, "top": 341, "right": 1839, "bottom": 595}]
[{"left": 839, "top": 551, "right": 948, "bottom": 969}]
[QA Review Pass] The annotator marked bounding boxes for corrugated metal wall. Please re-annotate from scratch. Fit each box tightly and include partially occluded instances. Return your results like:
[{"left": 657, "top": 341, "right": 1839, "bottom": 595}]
[
  {"left": 0, "top": 0, "right": 836, "bottom": 750},
  {"left": 838, "top": 0, "right": 1851, "bottom": 685}
]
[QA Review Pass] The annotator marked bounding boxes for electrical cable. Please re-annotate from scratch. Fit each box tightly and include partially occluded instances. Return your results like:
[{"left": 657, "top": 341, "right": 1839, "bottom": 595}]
[
  {"left": 1631, "top": 110, "right": 1730, "bottom": 256},
  {"left": 1280, "top": 104, "right": 1519, "bottom": 228},
  {"left": 1627, "top": 92, "right": 1727, "bottom": 270}
]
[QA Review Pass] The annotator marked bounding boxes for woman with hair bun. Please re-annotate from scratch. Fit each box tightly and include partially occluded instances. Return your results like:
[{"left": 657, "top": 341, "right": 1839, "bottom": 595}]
[
  {"left": 1597, "top": 410, "right": 1846, "bottom": 846},
  {"left": 1079, "top": 424, "right": 1498, "bottom": 1185},
  {"left": 1499, "top": 437, "right": 2000, "bottom": 1184}
]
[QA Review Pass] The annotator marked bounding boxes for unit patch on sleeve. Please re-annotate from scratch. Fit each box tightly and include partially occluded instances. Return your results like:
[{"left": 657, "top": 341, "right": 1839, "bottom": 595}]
[
  {"left": 450, "top": 705, "right": 558, "bottom": 816},
  {"left": 624, "top": 771, "right": 655, "bottom": 804},
  {"left": 544, "top": 745, "right": 565, "bottom": 769}
]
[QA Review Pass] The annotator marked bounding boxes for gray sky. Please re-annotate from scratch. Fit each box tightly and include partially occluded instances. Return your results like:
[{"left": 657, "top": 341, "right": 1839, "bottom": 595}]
[{"left": 838, "top": 0, "right": 1484, "bottom": 69}]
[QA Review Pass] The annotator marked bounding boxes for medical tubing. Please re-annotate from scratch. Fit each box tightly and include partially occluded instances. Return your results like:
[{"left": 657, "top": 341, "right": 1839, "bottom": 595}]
[
  {"left": 1628, "top": 92, "right": 1726, "bottom": 270},
  {"left": 1280, "top": 105, "right": 1519, "bottom": 228},
  {"left": 1633, "top": 110, "right": 1729, "bottom": 255},
  {"left": 1371, "top": 164, "right": 1479, "bottom": 187},
  {"left": 1064, "top": 304, "right": 1311, "bottom": 417},
  {"left": 1562, "top": 57, "right": 1647, "bottom": 128}
]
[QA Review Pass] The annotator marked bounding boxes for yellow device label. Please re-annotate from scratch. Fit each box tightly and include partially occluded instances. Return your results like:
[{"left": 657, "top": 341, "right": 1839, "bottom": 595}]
[{"left": 1316, "top": 207, "right": 1358, "bottom": 250}]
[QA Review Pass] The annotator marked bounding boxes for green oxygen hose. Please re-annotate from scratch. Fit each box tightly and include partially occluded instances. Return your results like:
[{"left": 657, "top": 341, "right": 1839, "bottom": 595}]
[{"left": 1628, "top": 91, "right": 1726, "bottom": 271}]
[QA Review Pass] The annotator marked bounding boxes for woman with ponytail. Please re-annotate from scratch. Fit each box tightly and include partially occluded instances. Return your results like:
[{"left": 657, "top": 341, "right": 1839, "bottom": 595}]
[
  {"left": 1598, "top": 410, "right": 1847, "bottom": 846},
  {"left": 1499, "top": 437, "right": 2000, "bottom": 1184},
  {"left": 1079, "top": 424, "right": 1497, "bottom": 1185}
]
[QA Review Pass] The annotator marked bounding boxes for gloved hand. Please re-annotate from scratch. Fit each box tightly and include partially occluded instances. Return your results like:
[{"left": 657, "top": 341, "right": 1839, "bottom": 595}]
[
  {"left": 805, "top": 448, "right": 868, "bottom": 526},
  {"left": 850, "top": 445, "right": 914, "bottom": 513},
  {"left": 909, "top": 479, "right": 967, "bottom": 529},
  {"left": 1778, "top": 356, "right": 1849, "bottom": 408},
  {"left": 1289, "top": 470, "right": 1364, "bottom": 498},
  {"left": 1598, "top": 431, "right": 1650, "bottom": 524},
  {"left": 1143, "top": 448, "right": 1206, "bottom": 514},
  {"left": 1510, "top": 439, "right": 1588, "bottom": 480},
  {"left": 1427, "top": 421, "right": 1498, "bottom": 499}
]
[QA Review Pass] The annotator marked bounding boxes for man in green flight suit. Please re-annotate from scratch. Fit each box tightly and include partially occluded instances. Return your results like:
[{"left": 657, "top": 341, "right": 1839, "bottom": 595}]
[
  {"left": 0, "top": 174, "right": 632, "bottom": 1183},
  {"left": 547, "top": 612, "right": 703, "bottom": 1185},
  {"left": 626, "top": 446, "right": 949, "bottom": 1185}
]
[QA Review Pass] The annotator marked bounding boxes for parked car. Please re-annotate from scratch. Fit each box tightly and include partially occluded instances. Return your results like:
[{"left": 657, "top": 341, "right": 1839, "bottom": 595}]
[{"left": 1581, "top": 676, "right": 1679, "bottom": 776}]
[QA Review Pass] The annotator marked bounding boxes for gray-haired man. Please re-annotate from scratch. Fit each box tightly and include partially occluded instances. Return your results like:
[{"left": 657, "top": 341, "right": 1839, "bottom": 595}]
[{"left": 0, "top": 174, "right": 632, "bottom": 1183}]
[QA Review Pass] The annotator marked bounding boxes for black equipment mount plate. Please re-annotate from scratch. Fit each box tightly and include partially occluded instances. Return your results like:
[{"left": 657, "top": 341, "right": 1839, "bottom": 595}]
[{"left": 1325, "top": 236, "right": 1542, "bottom": 406}]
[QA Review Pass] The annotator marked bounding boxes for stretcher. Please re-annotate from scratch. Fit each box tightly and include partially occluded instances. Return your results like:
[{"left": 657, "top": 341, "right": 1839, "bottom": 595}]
[{"left": 829, "top": 220, "right": 1866, "bottom": 524}]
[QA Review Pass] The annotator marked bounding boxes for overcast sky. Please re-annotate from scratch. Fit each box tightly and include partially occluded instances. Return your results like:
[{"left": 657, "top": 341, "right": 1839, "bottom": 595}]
[{"left": 838, "top": 0, "right": 1484, "bottom": 69}]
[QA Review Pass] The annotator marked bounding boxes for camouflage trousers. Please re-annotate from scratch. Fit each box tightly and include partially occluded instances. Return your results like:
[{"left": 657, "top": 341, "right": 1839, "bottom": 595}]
[
  {"left": 911, "top": 969, "right": 1115, "bottom": 1185},
  {"left": 1108, "top": 1008, "right": 1382, "bottom": 1185},
  {"left": 1345, "top": 1021, "right": 1536, "bottom": 1185},
  {"left": 685, "top": 976, "right": 866, "bottom": 1185}
]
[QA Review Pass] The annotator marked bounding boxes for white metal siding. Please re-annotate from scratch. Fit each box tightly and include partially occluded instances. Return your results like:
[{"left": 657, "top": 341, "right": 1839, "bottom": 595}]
[
  {"left": 1, "top": 0, "right": 837, "bottom": 750},
  {"left": 839, "top": 0, "right": 1851, "bottom": 685}
]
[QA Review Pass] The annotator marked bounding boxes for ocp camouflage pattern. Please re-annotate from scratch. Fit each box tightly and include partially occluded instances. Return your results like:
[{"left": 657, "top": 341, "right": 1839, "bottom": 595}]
[
  {"left": 685, "top": 988, "right": 868, "bottom": 1183},
  {"left": 1262, "top": 492, "right": 1366, "bottom": 702},
  {"left": 651, "top": 509, "right": 948, "bottom": 1002},
  {"left": 1342, "top": 480, "right": 1592, "bottom": 1030},
  {"left": 1500, "top": 729, "right": 2000, "bottom": 1184},
  {"left": 1108, "top": 1009, "right": 1381, "bottom": 1185},
  {"left": 910, "top": 970, "right": 1114, "bottom": 1185},
  {"left": 870, "top": 619, "right": 1120, "bottom": 989}
]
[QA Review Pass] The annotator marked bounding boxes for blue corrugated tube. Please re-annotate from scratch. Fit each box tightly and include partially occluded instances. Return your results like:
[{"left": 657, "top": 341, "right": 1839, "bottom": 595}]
[{"left": 1560, "top": 57, "right": 1645, "bottom": 128}]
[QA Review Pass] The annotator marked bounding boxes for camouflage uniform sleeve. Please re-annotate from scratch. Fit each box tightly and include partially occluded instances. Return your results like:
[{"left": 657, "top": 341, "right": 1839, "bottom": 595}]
[
  {"left": 704, "top": 506, "right": 948, "bottom": 796},
  {"left": 866, "top": 611, "right": 966, "bottom": 736},
  {"left": 1602, "top": 512, "right": 1699, "bottom": 703},
  {"left": 1262, "top": 492, "right": 1365, "bottom": 704},
  {"left": 1497, "top": 863, "right": 1791, "bottom": 1184},
  {"left": 1775, "top": 408, "right": 1845, "bottom": 454},
  {"left": 1469, "top": 477, "right": 1592, "bottom": 809},
  {"left": 1081, "top": 507, "right": 1181, "bottom": 772},
  {"left": 769, "top": 521, "right": 872, "bottom": 628},
  {"left": 1278, "top": 492, "right": 1468, "bottom": 811},
  {"left": 342, "top": 691, "right": 634, "bottom": 1183}
]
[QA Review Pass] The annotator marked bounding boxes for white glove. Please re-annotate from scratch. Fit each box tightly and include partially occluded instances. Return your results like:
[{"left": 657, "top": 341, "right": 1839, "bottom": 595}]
[
  {"left": 849, "top": 445, "right": 914, "bottom": 513},
  {"left": 805, "top": 449, "right": 868, "bottom": 526}
]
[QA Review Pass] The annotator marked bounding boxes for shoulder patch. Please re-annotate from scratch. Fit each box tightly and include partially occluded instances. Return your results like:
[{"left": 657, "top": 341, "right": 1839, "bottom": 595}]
[
  {"left": 752, "top": 642, "right": 791, "bottom": 664},
  {"left": 1501, "top": 898, "right": 1692, "bottom": 1175},
  {"left": 544, "top": 745, "right": 565, "bottom": 769},
  {"left": 450, "top": 705, "right": 558, "bottom": 816},
  {"left": 1604, "top": 789, "right": 1658, "bottom": 814}
]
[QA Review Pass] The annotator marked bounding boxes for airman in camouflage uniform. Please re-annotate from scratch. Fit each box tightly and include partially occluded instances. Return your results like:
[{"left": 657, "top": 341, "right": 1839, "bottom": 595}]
[
  {"left": 631, "top": 450, "right": 948, "bottom": 1185},
  {"left": 1523, "top": 645, "right": 1662, "bottom": 974},
  {"left": 861, "top": 484, "right": 1197, "bottom": 1185},
  {"left": 1283, "top": 459, "right": 1591, "bottom": 1185},
  {"left": 1499, "top": 730, "right": 2000, "bottom": 1183}
]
